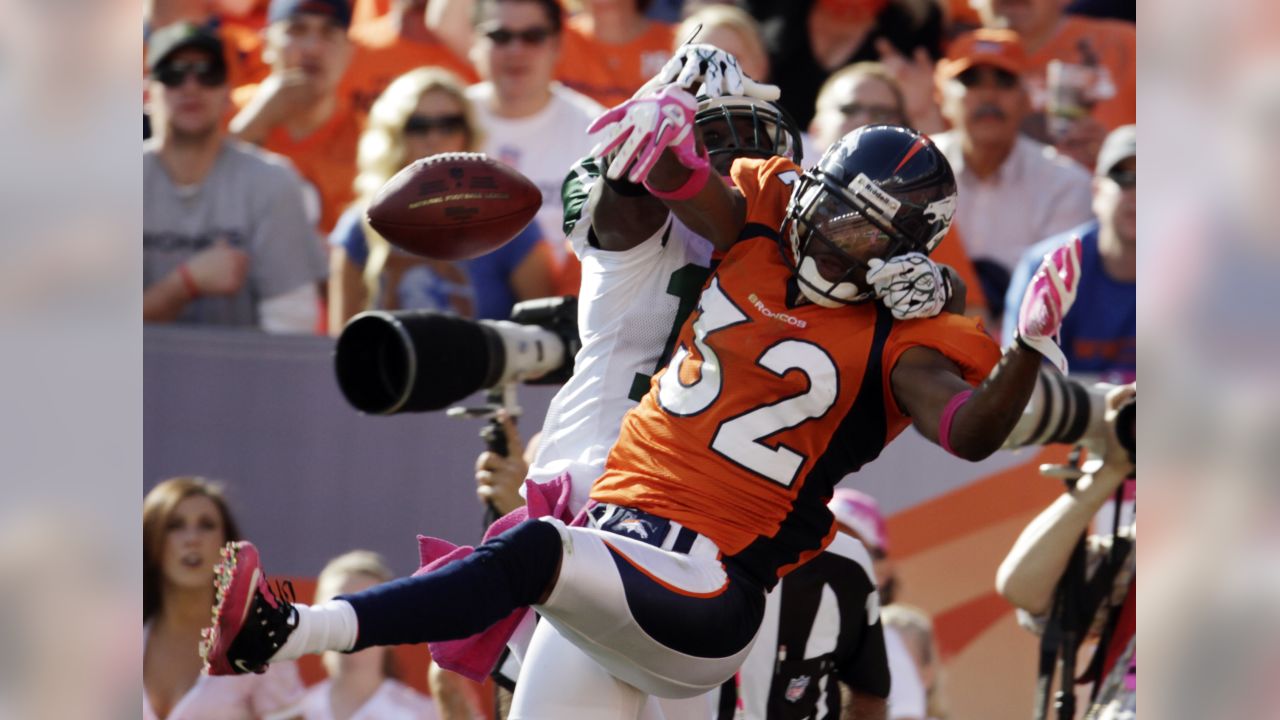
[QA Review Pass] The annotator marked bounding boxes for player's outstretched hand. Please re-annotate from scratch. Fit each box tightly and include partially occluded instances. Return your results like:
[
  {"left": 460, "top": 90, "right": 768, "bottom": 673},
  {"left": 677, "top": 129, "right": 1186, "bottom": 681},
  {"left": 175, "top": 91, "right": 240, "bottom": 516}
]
[
  {"left": 588, "top": 86, "right": 703, "bottom": 184},
  {"left": 1016, "top": 236, "right": 1083, "bottom": 373},
  {"left": 475, "top": 411, "right": 528, "bottom": 517},
  {"left": 634, "top": 43, "right": 780, "bottom": 101},
  {"left": 866, "top": 252, "right": 951, "bottom": 320}
]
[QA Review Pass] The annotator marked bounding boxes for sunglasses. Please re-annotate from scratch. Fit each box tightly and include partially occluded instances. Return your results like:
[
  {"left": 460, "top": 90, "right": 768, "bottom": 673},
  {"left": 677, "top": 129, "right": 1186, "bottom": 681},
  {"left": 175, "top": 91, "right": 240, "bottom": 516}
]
[
  {"left": 1107, "top": 168, "right": 1136, "bottom": 188},
  {"left": 484, "top": 26, "right": 554, "bottom": 46},
  {"left": 404, "top": 113, "right": 468, "bottom": 135},
  {"left": 956, "top": 66, "right": 1020, "bottom": 90},
  {"left": 154, "top": 59, "right": 227, "bottom": 89}
]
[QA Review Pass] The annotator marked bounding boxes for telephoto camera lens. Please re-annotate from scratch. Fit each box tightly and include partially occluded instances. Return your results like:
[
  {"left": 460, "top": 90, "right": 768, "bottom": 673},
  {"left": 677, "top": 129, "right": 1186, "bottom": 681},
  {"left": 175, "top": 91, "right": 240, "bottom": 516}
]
[{"left": 333, "top": 305, "right": 575, "bottom": 415}]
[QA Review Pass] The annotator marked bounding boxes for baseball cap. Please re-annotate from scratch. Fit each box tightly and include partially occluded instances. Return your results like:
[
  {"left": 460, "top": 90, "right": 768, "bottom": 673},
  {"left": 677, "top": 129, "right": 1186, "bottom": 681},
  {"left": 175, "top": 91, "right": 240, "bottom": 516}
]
[
  {"left": 828, "top": 488, "right": 889, "bottom": 553},
  {"left": 268, "top": 0, "right": 353, "bottom": 29},
  {"left": 1095, "top": 124, "right": 1137, "bottom": 176},
  {"left": 146, "top": 22, "right": 226, "bottom": 74},
  {"left": 937, "top": 29, "right": 1027, "bottom": 81}
]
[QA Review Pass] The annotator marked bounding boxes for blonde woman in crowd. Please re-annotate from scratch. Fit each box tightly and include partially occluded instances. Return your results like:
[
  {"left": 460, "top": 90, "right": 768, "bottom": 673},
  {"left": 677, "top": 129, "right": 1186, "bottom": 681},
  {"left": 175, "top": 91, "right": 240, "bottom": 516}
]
[
  {"left": 299, "top": 551, "right": 440, "bottom": 719},
  {"left": 144, "top": 477, "right": 304, "bottom": 719},
  {"left": 328, "top": 67, "right": 554, "bottom": 333},
  {"left": 881, "top": 604, "right": 950, "bottom": 720}
]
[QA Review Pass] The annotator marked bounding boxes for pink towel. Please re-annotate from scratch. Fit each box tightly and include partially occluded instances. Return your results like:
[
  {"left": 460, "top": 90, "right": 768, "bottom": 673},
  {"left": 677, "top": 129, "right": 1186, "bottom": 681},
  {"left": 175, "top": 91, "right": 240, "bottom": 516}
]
[{"left": 415, "top": 473, "right": 578, "bottom": 682}]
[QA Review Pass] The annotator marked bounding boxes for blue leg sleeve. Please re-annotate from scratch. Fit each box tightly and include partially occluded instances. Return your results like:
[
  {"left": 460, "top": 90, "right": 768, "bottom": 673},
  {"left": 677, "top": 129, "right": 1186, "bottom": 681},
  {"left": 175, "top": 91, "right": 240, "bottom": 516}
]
[{"left": 339, "top": 519, "right": 563, "bottom": 650}]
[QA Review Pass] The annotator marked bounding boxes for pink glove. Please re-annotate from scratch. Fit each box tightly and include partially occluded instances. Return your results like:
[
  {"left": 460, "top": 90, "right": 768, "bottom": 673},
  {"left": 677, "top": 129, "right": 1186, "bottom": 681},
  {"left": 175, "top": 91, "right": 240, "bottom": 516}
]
[
  {"left": 587, "top": 85, "right": 706, "bottom": 184},
  {"left": 1016, "top": 236, "right": 1082, "bottom": 373}
]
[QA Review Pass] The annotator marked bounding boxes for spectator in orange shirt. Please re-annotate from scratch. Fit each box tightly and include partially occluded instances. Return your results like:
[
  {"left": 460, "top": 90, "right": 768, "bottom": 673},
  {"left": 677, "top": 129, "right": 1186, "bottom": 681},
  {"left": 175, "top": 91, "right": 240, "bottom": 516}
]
[
  {"left": 213, "top": 0, "right": 271, "bottom": 83},
  {"left": 231, "top": 0, "right": 361, "bottom": 235},
  {"left": 971, "top": 0, "right": 1135, "bottom": 168},
  {"left": 344, "top": 0, "right": 480, "bottom": 116},
  {"left": 553, "top": 0, "right": 675, "bottom": 108}
]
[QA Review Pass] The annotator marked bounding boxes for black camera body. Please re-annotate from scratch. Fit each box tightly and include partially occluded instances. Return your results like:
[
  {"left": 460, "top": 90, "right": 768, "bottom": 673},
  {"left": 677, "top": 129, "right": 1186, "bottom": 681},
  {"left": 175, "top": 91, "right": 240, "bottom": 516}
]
[{"left": 1114, "top": 396, "right": 1136, "bottom": 465}]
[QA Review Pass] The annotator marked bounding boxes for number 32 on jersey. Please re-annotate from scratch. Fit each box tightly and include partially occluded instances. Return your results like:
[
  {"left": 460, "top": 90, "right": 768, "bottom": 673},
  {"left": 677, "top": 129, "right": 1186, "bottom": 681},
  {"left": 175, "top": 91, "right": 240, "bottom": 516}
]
[{"left": 656, "top": 278, "right": 839, "bottom": 488}]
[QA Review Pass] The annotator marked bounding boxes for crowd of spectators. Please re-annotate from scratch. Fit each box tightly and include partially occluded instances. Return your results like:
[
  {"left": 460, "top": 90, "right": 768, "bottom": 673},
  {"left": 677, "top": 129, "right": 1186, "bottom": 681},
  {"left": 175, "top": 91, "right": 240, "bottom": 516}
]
[{"left": 143, "top": 0, "right": 1134, "bottom": 342}]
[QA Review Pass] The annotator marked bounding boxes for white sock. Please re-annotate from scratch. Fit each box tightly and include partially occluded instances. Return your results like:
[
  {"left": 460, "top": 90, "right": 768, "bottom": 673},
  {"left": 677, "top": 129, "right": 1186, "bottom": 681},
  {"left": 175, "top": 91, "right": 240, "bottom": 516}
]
[{"left": 272, "top": 599, "right": 358, "bottom": 662}]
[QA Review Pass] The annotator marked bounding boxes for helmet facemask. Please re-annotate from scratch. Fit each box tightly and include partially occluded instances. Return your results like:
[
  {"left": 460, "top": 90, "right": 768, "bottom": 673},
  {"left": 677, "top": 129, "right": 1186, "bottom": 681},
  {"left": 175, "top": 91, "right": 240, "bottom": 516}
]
[
  {"left": 695, "top": 96, "right": 803, "bottom": 175},
  {"left": 769, "top": 125, "right": 958, "bottom": 308},
  {"left": 783, "top": 173, "right": 919, "bottom": 307}
]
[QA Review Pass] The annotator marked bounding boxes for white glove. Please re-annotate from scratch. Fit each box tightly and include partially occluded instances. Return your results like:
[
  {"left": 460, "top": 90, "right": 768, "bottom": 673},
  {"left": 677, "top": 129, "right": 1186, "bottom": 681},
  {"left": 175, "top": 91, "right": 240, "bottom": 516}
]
[
  {"left": 1016, "top": 236, "right": 1083, "bottom": 373},
  {"left": 635, "top": 44, "right": 780, "bottom": 101},
  {"left": 865, "top": 252, "right": 951, "bottom": 320},
  {"left": 587, "top": 85, "right": 704, "bottom": 183}
]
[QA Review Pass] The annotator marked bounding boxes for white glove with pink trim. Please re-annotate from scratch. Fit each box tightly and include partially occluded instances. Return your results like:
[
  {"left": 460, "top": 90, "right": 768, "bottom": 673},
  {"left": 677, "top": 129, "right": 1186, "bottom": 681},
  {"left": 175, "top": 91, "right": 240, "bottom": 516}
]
[
  {"left": 1016, "top": 236, "right": 1083, "bottom": 373},
  {"left": 587, "top": 85, "right": 706, "bottom": 184}
]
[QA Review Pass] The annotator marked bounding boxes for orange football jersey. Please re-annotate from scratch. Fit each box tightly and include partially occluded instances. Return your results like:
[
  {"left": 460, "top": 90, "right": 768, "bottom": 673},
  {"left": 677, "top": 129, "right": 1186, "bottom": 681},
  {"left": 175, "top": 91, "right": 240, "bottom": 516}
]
[
  {"left": 591, "top": 157, "right": 1000, "bottom": 585},
  {"left": 232, "top": 86, "right": 361, "bottom": 234}
]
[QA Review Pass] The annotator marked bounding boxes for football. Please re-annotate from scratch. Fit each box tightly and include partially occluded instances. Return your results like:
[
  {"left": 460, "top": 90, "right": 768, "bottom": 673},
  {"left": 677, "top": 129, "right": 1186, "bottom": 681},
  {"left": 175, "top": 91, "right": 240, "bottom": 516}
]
[{"left": 366, "top": 153, "right": 542, "bottom": 260}]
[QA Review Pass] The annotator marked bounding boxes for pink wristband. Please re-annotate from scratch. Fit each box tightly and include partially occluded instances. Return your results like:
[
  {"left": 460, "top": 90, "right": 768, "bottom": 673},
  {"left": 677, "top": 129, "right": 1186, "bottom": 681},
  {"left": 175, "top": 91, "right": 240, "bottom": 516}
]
[
  {"left": 938, "top": 389, "right": 973, "bottom": 456},
  {"left": 643, "top": 153, "right": 711, "bottom": 201}
]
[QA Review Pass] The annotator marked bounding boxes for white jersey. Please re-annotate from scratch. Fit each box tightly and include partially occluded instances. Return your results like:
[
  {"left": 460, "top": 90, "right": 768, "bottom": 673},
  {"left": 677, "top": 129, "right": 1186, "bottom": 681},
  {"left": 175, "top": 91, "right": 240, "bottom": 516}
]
[
  {"left": 527, "top": 156, "right": 714, "bottom": 511},
  {"left": 465, "top": 82, "right": 604, "bottom": 260}
]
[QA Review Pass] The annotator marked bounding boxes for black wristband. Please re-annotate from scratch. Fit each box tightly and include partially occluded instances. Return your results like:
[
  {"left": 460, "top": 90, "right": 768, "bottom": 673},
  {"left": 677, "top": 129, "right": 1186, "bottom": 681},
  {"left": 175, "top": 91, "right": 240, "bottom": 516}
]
[{"left": 603, "top": 173, "right": 650, "bottom": 198}]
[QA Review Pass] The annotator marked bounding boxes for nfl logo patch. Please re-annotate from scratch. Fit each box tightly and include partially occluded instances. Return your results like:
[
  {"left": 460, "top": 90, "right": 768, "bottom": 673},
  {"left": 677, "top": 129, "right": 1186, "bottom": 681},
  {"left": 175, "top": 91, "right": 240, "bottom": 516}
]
[{"left": 784, "top": 675, "right": 810, "bottom": 703}]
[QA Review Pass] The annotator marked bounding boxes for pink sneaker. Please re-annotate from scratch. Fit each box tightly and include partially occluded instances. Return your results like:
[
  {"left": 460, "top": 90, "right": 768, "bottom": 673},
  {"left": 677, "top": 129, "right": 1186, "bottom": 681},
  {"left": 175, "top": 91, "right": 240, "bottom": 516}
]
[{"left": 200, "top": 541, "right": 297, "bottom": 676}]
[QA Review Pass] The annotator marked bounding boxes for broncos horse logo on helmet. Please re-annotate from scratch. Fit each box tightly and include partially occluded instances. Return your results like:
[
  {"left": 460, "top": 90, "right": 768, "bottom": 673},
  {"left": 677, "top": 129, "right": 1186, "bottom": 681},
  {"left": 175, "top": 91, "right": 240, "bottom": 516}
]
[{"left": 782, "top": 125, "right": 957, "bottom": 307}]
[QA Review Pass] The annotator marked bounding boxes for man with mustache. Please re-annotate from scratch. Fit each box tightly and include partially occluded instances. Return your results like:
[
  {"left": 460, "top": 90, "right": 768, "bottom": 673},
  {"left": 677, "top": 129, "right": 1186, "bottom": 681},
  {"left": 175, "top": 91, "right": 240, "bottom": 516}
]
[{"left": 931, "top": 29, "right": 1092, "bottom": 327}]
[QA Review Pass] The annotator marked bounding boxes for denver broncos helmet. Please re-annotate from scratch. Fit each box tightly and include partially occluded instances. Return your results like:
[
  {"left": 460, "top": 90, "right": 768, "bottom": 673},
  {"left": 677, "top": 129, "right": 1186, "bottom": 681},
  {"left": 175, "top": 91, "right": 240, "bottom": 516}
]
[{"left": 782, "top": 125, "right": 957, "bottom": 307}]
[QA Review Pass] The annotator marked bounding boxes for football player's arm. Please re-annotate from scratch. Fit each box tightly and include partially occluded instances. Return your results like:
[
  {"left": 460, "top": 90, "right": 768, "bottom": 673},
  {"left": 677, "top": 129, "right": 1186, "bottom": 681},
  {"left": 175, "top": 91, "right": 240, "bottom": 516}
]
[
  {"left": 890, "top": 343, "right": 1042, "bottom": 462},
  {"left": 644, "top": 137, "right": 746, "bottom": 253},
  {"left": 588, "top": 175, "right": 671, "bottom": 252},
  {"left": 894, "top": 237, "right": 1083, "bottom": 460},
  {"left": 562, "top": 155, "right": 668, "bottom": 253}
]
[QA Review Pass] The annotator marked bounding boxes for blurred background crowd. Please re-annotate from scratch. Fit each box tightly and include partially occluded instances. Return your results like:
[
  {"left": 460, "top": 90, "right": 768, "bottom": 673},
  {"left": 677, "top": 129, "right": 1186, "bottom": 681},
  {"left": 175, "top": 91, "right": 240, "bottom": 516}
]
[
  {"left": 142, "top": 0, "right": 1135, "bottom": 357},
  {"left": 140, "top": 0, "right": 1139, "bottom": 718}
]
